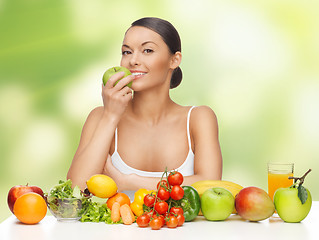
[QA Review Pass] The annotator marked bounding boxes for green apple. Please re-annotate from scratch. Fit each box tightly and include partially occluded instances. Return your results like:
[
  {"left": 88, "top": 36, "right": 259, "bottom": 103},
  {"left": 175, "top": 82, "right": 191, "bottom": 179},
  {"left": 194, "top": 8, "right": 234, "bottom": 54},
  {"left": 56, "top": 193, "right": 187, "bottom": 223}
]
[
  {"left": 102, "top": 66, "right": 132, "bottom": 87},
  {"left": 201, "top": 187, "right": 234, "bottom": 221},
  {"left": 274, "top": 186, "right": 312, "bottom": 223}
]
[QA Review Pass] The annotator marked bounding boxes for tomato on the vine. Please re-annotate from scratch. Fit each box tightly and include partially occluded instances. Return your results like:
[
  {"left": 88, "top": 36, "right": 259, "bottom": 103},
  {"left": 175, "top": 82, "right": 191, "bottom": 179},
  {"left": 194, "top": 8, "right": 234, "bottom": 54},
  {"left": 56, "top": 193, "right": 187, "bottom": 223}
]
[
  {"left": 149, "top": 217, "right": 163, "bottom": 230},
  {"left": 157, "top": 214, "right": 165, "bottom": 227},
  {"left": 144, "top": 194, "right": 156, "bottom": 207},
  {"left": 144, "top": 210, "right": 154, "bottom": 219},
  {"left": 154, "top": 201, "right": 169, "bottom": 215},
  {"left": 170, "top": 185, "right": 184, "bottom": 200},
  {"left": 176, "top": 213, "right": 185, "bottom": 226},
  {"left": 166, "top": 215, "right": 178, "bottom": 228},
  {"left": 170, "top": 207, "right": 184, "bottom": 216},
  {"left": 157, "top": 187, "right": 170, "bottom": 201},
  {"left": 157, "top": 180, "right": 169, "bottom": 189},
  {"left": 137, "top": 170, "right": 187, "bottom": 229},
  {"left": 168, "top": 171, "right": 184, "bottom": 186},
  {"left": 136, "top": 214, "right": 150, "bottom": 228}
]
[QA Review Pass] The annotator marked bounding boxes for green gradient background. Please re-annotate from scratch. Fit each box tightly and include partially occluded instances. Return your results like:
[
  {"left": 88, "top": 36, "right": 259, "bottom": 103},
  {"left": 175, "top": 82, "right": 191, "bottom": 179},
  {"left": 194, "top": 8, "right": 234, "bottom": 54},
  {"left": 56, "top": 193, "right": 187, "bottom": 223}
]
[{"left": 1, "top": 0, "right": 318, "bottom": 222}]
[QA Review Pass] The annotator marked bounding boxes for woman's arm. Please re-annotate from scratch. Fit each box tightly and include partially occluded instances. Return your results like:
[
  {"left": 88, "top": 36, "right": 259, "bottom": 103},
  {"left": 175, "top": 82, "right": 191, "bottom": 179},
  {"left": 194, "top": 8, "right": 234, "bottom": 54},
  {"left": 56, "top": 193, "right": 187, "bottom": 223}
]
[
  {"left": 67, "top": 72, "right": 134, "bottom": 189},
  {"left": 104, "top": 105, "right": 222, "bottom": 191},
  {"left": 67, "top": 107, "right": 118, "bottom": 189},
  {"left": 190, "top": 105, "right": 223, "bottom": 180},
  {"left": 105, "top": 154, "right": 220, "bottom": 192}
]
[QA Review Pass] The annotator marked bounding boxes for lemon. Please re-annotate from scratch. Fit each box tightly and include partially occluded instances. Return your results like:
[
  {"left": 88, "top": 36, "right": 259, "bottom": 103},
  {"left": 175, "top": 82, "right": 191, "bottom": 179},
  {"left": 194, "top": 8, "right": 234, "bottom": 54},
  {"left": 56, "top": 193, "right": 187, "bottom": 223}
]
[{"left": 86, "top": 174, "right": 117, "bottom": 198}]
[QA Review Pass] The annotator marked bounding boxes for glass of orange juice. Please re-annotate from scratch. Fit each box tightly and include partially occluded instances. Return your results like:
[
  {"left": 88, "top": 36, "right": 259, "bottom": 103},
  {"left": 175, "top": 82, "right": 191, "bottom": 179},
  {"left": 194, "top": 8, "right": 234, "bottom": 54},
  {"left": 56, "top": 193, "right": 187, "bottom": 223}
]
[{"left": 268, "top": 162, "right": 294, "bottom": 201}]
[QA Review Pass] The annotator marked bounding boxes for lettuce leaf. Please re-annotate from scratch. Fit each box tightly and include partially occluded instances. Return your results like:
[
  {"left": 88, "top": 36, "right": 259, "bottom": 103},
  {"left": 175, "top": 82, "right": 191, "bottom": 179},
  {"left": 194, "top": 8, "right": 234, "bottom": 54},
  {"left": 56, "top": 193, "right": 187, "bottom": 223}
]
[
  {"left": 49, "top": 180, "right": 75, "bottom": 199},
  {"left": 80, "top": 202, "right": 122, "bottom": 224}
]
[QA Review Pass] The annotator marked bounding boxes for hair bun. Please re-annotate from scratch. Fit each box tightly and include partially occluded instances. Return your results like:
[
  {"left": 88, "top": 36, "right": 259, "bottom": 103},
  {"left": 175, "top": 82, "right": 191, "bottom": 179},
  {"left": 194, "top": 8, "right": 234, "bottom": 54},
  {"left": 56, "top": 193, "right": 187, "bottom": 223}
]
[{"left": 170, "top": 67, "right": 183, "bottom": 89}]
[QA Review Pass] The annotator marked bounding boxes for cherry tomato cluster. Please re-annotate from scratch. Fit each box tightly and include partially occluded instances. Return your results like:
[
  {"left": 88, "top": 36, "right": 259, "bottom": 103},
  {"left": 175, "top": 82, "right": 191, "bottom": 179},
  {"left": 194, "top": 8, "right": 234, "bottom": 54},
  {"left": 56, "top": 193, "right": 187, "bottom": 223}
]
[{"left": 136, "top": 171, "right": 185, "bottom": 230}]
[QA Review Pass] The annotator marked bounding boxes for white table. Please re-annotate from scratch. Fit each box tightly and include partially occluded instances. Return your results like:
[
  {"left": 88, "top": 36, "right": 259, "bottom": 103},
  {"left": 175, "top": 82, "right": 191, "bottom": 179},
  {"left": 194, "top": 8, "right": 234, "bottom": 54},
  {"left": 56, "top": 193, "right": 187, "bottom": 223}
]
[{"left": 1, "top": 202, "right": 318, "bottom": 240}]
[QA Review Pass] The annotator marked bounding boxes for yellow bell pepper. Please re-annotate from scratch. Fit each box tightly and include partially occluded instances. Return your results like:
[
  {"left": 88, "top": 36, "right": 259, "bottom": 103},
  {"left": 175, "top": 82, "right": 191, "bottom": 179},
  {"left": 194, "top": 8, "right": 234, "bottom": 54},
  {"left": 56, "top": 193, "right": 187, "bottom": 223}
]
[
  {"left": 130, "top": 189, "right": 153, "bottom": 217},
  {"left": 133, "top": 189, "right": 151, "bottom": 205},
  {"left": 130, "top": 201, "right": 144, "bottom": 217}
]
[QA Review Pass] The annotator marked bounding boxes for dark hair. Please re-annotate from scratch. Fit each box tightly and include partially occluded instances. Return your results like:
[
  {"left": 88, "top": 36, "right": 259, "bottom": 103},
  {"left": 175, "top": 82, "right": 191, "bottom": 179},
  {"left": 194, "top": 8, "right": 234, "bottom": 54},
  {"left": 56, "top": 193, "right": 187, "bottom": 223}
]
[{"left": 130, "top": 17, "right": 182, "bottom": 89}]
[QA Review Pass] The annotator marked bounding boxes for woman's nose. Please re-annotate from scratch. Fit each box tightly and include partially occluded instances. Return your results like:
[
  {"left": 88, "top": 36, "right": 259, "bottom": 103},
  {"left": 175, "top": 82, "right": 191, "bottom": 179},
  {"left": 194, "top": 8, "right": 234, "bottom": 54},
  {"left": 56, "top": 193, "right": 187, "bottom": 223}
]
[{"left": 129, "top": 52, "right": 140, "bottom": 66}]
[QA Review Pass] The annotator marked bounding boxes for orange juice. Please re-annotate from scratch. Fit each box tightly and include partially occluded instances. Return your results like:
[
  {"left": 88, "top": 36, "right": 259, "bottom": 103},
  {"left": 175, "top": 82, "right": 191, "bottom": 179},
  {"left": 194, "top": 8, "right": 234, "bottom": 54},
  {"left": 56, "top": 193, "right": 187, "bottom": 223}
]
[{"left": 268, "top": 172, "right": 293, "bottom": 201}]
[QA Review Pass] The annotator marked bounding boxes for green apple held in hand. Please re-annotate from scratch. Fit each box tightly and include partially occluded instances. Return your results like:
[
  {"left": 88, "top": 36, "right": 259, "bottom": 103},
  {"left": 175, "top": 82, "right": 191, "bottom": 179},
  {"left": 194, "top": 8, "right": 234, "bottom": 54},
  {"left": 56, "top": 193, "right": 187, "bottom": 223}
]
[
  {"left": 201, "top": 187, "right": 235, "bottom": 221},
  {"left": 102, "top": 66, "right": 132, "bottom": 87},
  {"left": 274, "top": 169, "right": 312, "bottom": 223}
]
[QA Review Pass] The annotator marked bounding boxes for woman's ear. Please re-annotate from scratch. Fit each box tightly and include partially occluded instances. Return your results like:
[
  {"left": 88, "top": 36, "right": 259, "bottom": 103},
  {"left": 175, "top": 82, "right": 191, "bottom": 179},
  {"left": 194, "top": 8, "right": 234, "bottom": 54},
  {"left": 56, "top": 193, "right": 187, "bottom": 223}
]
[{"left": 170, "top": 51, "right": 182, "bottom": 69}]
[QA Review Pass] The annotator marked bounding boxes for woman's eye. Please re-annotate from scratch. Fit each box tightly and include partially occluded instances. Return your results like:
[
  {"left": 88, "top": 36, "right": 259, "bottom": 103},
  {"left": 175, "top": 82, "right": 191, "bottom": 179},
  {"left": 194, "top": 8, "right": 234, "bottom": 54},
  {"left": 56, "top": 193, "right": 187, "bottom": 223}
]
[
  {"left": 144, "top": 49, "right": 153, "bottom": 54},
  {"left": 122, "top": 50, "right": 131, "bottom": 55}
]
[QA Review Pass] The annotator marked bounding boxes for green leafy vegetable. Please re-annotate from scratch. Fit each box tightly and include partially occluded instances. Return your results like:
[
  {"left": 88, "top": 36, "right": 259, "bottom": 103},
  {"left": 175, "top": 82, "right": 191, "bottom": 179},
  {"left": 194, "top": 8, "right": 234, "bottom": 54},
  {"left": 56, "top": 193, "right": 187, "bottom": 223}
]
[
  {"left": 46, "top": 180, "right": 122, "bottom": 223},
  {"left": 46, "top": 179, "right": 90, "bottom": 219},
  {"left": 80, "top": 202, "right": 122, "bottom": 224},
  {"left": 48, "top": 179, "right": 82, "bottom": 199}
]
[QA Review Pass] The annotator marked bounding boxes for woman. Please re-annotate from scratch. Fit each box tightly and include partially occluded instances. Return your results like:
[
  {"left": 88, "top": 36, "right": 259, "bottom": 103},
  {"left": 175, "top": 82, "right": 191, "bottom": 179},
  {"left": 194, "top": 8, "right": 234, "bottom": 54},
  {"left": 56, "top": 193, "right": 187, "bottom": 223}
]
[{"left": 67, "top": 17, "right": 222, "bottom": 191}]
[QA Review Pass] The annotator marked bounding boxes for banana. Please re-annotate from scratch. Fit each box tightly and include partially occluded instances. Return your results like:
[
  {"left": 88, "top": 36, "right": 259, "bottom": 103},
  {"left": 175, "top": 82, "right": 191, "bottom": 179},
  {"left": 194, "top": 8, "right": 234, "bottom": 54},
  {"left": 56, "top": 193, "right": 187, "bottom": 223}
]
[{"left": 191, "top": 180, "right": 244, "bottom": 214}]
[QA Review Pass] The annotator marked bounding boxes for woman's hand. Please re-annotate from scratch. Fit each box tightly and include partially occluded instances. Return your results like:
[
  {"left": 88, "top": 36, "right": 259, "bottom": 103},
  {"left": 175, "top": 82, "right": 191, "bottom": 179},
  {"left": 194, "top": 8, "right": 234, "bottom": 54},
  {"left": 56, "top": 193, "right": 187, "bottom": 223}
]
[{"left": 102, "top": 72, "right": 134, "bottom": 120}]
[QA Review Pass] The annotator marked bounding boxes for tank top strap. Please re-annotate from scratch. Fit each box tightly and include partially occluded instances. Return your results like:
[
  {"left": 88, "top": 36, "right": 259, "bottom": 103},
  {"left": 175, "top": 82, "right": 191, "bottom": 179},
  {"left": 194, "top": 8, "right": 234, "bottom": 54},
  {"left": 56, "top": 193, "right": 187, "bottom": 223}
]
[
  {"left": 187, "top": 106, "right": 195, "bottom": 149},
  {"left": 114, "top": 128, "right": 118, "bottom": 152}
]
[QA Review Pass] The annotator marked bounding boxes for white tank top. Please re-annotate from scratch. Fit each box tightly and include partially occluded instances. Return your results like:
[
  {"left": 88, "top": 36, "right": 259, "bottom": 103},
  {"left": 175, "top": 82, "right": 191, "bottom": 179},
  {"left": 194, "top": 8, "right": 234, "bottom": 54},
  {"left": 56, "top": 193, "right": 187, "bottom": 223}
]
[{"left": 111, "top": 106, "right": 195, "bottom": 177}]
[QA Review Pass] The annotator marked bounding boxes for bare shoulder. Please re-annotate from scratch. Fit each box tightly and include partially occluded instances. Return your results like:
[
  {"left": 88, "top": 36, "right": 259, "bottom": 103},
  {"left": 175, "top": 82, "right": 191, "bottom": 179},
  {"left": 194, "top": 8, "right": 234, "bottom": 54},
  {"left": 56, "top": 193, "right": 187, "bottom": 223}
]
[
  {"left": 191, "top": 105, "right": 218, "bottom": 123},
  {"left": 74, "top": 106, "right": 104, "bottom": 153},
  {"left": 81, "top": 106, "right": 104, "bottom": 134},
  {"left": 190, "top": 105, "right": 219, "bottom": 136},
  {"left": 87, "top": 106, "right": 104, "bottom": 120}
]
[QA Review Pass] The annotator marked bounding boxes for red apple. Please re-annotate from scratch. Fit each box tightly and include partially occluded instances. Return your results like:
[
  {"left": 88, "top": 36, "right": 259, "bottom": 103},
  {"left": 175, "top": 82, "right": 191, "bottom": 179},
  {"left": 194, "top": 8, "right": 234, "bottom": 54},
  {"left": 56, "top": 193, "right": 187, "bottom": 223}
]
[
  {"left": 235, "top": 186, "right": 275, "bottom": 221},
  {"left": 7, "top": 184, "right": 44, "bottom": 213}
]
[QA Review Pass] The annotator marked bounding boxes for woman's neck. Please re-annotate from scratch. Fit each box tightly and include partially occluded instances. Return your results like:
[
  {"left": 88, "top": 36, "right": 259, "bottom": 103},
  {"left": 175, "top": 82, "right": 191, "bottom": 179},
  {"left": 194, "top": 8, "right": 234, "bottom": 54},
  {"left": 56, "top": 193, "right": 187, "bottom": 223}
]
[{"left": 129, "top": 90, "right": 175, "bottom": 125}]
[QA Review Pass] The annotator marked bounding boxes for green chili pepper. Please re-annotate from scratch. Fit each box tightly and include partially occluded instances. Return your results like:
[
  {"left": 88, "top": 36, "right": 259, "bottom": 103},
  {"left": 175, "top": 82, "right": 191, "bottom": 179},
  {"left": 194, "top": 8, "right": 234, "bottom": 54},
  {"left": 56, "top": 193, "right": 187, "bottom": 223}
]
[{"left": 180, "top": 186, "right": 201, "bottom": 221}]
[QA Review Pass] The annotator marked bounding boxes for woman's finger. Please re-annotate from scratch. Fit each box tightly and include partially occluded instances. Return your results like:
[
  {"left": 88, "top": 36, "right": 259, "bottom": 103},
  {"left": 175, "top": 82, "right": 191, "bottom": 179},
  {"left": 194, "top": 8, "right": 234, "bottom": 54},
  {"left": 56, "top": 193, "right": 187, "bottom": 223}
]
[
  {"left": 118, "top": 86, "right": 133, "bottom": 96},
  {"left": 112, "top": 74, "right": 134, "bottom": 91},
  {"left": 104, "top": 71, "right": 125, "bottom": 88},
  {"left": 123, "top": 91, "right": 133, "bottom": 103}
]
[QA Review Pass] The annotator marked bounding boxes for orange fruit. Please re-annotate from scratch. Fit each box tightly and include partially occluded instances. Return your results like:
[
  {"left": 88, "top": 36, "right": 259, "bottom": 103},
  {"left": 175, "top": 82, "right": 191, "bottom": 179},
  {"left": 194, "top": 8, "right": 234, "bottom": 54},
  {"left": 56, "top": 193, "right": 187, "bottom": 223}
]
[
  {"left": 106, "top": 192, "right": 131, "bottom": 209},
  {"left": 13, "top": 192, "right": 47, "bottom": 224}
]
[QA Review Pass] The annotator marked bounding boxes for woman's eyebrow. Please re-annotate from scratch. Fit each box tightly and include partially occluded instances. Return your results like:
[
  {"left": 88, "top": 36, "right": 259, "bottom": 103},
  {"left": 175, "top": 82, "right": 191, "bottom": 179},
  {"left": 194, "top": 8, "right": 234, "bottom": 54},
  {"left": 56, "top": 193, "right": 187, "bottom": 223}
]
[
  {"left": 122, "top": 44, "right": 131, "bottom": 49},
  {"left": 122, "top": 41, "right": 158, "bottom": 49},
  {"left": 142, "top": 41, "right": 158, "bottom": 46}
]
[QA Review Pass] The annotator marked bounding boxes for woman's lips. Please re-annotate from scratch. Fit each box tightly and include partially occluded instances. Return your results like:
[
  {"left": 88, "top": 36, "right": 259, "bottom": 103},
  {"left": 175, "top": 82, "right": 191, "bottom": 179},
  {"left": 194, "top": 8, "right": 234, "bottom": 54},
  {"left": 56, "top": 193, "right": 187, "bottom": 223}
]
[{"left": 131, "top": 71, "right": 147, "bottom": 79}]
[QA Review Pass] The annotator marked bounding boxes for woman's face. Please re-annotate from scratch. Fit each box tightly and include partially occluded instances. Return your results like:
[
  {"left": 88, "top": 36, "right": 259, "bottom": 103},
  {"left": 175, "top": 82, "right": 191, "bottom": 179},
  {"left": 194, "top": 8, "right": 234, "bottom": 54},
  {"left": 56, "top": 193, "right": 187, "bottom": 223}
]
[{"left": 121, "top": 26, "right": 176, "bottom": 91}]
